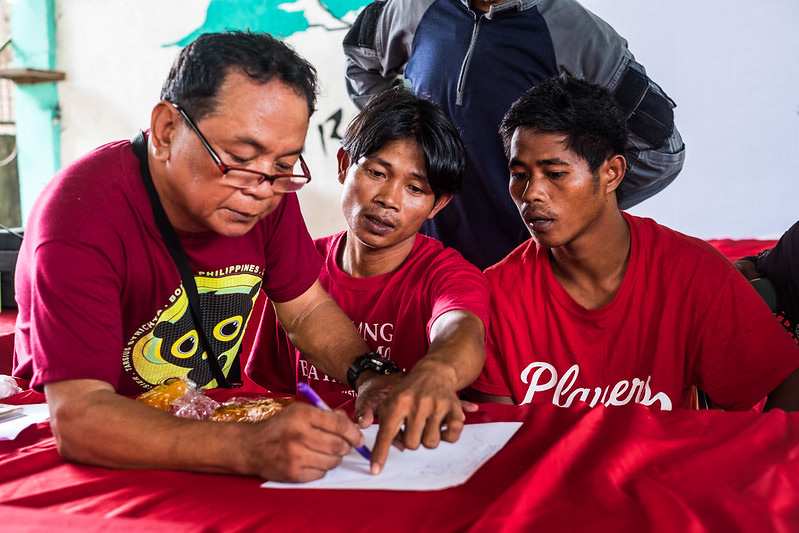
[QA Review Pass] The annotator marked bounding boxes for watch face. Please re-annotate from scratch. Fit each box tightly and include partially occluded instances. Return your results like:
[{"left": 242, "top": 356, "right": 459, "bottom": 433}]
[
  {"left": 365, "top": 353, "right": 399, "bottom": 373},
  {"left": 347, "top": 352, "right": 399, "bottom": 390}
]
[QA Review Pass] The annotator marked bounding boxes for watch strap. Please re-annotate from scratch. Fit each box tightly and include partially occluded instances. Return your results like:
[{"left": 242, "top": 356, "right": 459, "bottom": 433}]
[{"left": 346, "top": 352, "right": 399, "bottom": 390}]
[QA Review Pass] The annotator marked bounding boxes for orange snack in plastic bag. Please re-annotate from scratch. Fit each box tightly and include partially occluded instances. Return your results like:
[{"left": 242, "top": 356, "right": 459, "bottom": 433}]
[
  {"left": 136, "top": 377, "right": 191, "bottom": 411},
  {"left": 211, "top": 397, "right": 295, "bottom": 423}
]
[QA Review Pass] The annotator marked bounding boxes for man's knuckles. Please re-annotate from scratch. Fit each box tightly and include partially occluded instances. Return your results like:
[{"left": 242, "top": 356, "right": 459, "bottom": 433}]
[{"left": 421, "top": 431, "right": 442, "bottom": 449}]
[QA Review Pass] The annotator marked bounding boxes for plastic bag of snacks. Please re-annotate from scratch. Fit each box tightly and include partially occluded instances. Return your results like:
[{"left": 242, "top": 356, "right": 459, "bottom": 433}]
[
  {"left": 172, "top": 387, "right": 222, "bottom": 420},
  {"left": 136, "top": 377, "right": 219, "bottom": 419},
  {"left": 0, "top": 375, "right": 22, "bottom": 400},
  {"left": 211, "top": 397, "right": 295, "bottom": 423},
  {"left": 136, "top": 377, "right": 293, "bottom": 422}
]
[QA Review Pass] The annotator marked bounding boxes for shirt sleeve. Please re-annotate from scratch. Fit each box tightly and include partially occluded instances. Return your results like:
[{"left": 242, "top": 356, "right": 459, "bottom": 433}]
[
  {"left": 260, "top": 193, "right": 323, "bottom": 303},
  {"left": 424, "top": 251, "right": 491, "bottom": 339},
  {"left": 343, "top": 0, "right": 434, "bottom": 109},
  {"left": 26, "top": 239, "right": 127, "bottom": 391}
]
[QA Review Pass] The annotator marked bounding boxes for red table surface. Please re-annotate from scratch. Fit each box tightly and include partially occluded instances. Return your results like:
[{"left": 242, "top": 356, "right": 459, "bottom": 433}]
[
  {"left": 1, "top": 390, "right": 798, "bottom": 532},
  {"left": 706, "top": 238, "right": 777, "bottom": 262},
  {"left": 0, "top": 503, "right": 215, "bottom": 532}
]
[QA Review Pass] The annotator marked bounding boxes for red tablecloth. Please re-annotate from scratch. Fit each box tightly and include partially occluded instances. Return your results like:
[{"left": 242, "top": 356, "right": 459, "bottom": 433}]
[
  {"left": 706, "top": 238, "right": 776, "bottom": 262},
  {"left": 0, "top": 503, "right": 215, "bottom": 532},
  {"left": 1, "top": 390, "right": 797, "bottom": 532}
]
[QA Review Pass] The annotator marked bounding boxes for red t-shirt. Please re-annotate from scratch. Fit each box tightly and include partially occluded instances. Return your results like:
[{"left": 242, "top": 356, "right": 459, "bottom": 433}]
[
  {"left": 472, "top": 213, "right": 799, "bottom": 411},
  {"left": 248, "top": 232, "right": 490, "bottom": 407},
  {"left": 13, "top": 138, "right": 322, "bottom": 394}
]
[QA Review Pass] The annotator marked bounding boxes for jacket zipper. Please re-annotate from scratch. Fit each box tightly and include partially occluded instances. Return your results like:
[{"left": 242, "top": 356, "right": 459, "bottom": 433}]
[{"left": 456, "top": 14, "right": 485, "bottom": 106}]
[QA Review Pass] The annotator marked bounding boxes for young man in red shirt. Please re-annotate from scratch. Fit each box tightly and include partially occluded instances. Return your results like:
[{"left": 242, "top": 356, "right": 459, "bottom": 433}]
[
  {"left": 250, "top": 87, "right": 490, "bottom": 465},
  {"left": 468, "top": 75, "right": 799, "bottom": 411}
]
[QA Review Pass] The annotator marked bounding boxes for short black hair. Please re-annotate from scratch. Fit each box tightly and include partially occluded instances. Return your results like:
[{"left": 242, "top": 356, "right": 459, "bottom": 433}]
[
  {"left": 160, "top": 31, "right": 317, "bottom": 120},
  {"left": 341, "top": 86, "right": 465, "bottom": 198},
  {"left": 500, "top": 75, "right": 627, "bottom": 173}
]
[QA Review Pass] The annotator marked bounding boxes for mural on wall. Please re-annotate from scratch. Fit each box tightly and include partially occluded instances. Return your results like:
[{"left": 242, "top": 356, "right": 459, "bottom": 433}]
[
  {"left": 170, "top": 0, "right": 369, "bottom": 153},
  {"left": 171, "top": 0, "right": 368, "bottom": 45}
]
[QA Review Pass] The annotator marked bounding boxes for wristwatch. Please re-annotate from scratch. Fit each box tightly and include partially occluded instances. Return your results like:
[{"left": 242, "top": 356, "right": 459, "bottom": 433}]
[{"left": 346, "top": 352, "right": 399, "bottom": 390}]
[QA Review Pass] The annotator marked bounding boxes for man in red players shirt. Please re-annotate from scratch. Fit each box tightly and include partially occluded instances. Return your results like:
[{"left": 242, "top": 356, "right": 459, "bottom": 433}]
[
  {"left": 249, "top": 87, "right": 490, "bottom": 466},
  {"left": 467, "top": 75, "right": 799, "bottom": 411}
]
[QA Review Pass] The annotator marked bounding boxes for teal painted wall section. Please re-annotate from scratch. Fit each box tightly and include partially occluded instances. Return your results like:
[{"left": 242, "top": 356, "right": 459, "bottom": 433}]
[
  {"left": 322, "top": 0, "right": 367, "bottom": 19},
  {"left": 171, "top": 0, "right": 368, "bottom": 45},
  {"left": 171, "top": 0, "right": 309, "bottom": 45},
  {"left": 10, "top": 0, "right": 60, "bottom": 227}
]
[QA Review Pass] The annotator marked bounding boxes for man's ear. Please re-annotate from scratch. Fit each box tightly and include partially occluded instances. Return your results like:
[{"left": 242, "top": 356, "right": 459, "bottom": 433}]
[
  {"left": 336, "top": 147, "right": 351, "bottom": 185},
  {"left": 428, "top": 193, "right": 453, "bottom": 219},
  {"left": 149, "top": 101, "right": 179, "bottom": 162},
  {"left": 603, "top": 154, "right": 626, "bottom": 195}
]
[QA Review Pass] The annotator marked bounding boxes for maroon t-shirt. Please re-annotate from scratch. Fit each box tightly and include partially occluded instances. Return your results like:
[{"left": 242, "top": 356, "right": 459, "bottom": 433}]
[{"left": 13, "top": 138, "right": 321, "bottom": 394}]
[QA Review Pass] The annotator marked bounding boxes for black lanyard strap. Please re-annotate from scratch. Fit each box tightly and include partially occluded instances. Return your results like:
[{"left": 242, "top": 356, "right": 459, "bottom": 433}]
[{"left": 131, "top": 130, "right": 239, "bottom": 388}]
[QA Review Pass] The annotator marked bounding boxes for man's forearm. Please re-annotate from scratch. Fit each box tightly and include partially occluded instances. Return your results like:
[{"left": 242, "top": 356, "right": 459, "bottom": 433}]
[
  {"left": 45, "top": 378, "right": 365, "bottom": 482},
  {"left": 46, "top": 379, "right": 250, "bottom": 474},
  {"left": 414, "top": 310, "right": 486, "bottom": 390}
]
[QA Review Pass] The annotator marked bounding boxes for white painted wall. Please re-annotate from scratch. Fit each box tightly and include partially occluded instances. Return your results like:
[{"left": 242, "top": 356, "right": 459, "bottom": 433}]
[
  {"left": 54, "top": 0, "right": 799, "bottom": 240},
  {"left": 581, "top": 0, "right": 799, "bottom": 240}
]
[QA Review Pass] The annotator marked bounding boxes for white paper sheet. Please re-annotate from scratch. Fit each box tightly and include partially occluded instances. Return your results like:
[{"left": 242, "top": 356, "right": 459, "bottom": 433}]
[
  {"left": 262, "top": 421, "right": 522, "bottom": 491},
  {"left": 0, "top": 403, "right": 50, "bottom": 440}
]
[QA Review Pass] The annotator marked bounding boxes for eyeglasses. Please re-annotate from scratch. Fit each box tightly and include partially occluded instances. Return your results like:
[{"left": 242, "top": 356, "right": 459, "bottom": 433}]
[{"left": 170, "top": 102, "right": 312, "bottom": 193}]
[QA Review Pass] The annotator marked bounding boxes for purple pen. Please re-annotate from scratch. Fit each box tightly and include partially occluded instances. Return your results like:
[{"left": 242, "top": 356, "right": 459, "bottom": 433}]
[{"left": 296, "top": 382, "right": 372, "bottom": 461}]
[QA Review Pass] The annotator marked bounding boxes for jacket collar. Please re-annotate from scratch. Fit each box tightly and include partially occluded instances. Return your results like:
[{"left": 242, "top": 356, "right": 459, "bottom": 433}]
[{"left": 460, "top": 0, "right": 540, "bottom": 20}]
